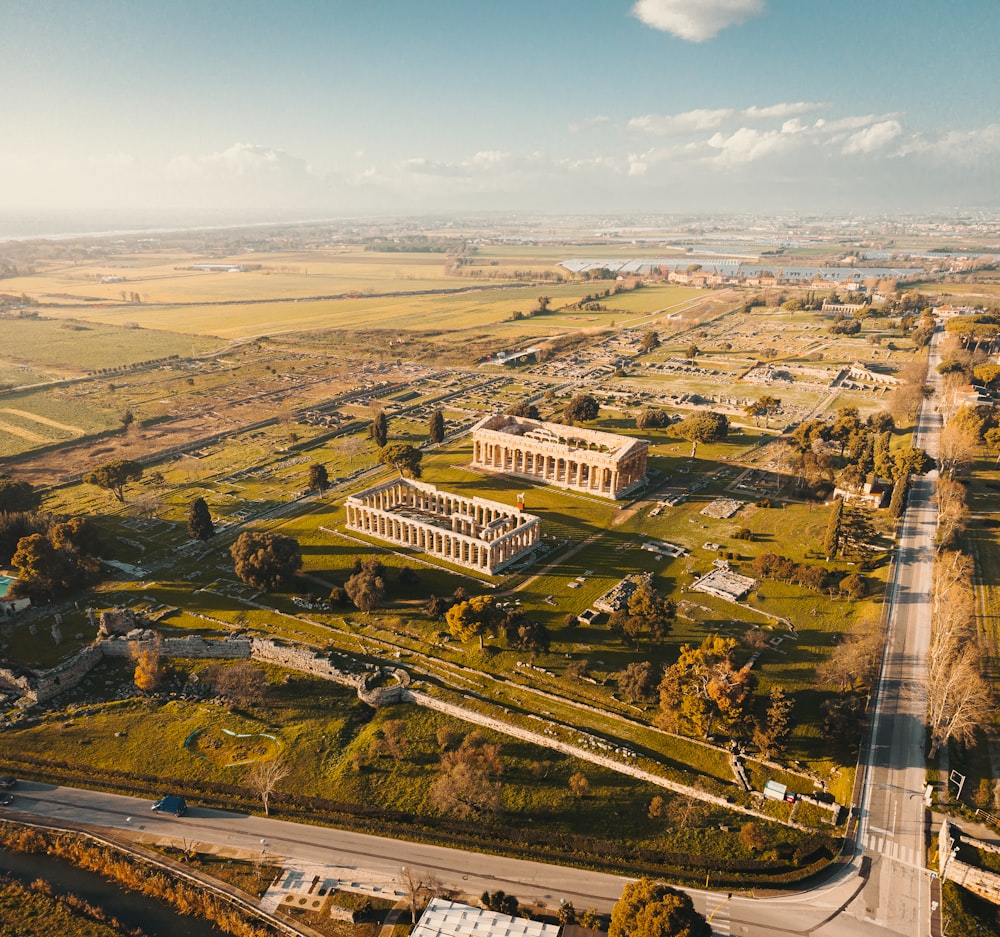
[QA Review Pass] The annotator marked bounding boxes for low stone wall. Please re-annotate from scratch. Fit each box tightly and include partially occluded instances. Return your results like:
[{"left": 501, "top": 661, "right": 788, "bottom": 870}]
[
  {"left": 250, "top": 639, "right": 358, "bottom": 689},
  {"left": 101, "top": 633, "right": 252, "bottom": 660},
  {"left": 1, "top": 646, "right": 105, "bottom": 706}
]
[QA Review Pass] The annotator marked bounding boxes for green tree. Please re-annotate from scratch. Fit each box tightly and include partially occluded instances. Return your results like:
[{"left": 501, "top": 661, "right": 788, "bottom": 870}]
[
  {"left": 507, "top": 399, "right": 541, "bottom": 420},
  {"left": 755, "top": 394, "right": 781, "bottom": 428},
  {"left": 344, "top": 568, "right": 386, "bottom": 612},
  {"left": 429, "top": 409, "right": 445, "bottom": 444},
  {"left": 618, "top": 661, "right": 660, "bottom": 704},
  {"left": 890, "top": 445, "right": 933, "bottom": 481},
  {"left": 0, "top": 474, "right": 41, "bottom": 513},
  {"left": 10, "top": 533, "right": 70, "bottom": 597},
  {"left": 675, "top": 411, "right": 729, "bottom": 458},
  {"left": 609, "top": 877, "right": 711, "bottom": 937},
  {"left": 378, "top": 442, "right": 423, "bottom": 478},
  {"left": 658, "top": 635, "right": 754, "bottom": 736},
  {"left": 640, "top": 331, "right": 660, "bottom": 352},
  {"left": 563, "top": 393, "right": 599, "bottom": 423},
  {"left": 446, "top": 595, "right": 501, "bottom": 648},
  {"left": 752, "top": 685, "right": 794, "bottom": 759},
  {"left": 230, "top": 531, "right": 302, "bottom": 591},
  {"left": 370, "top": 410, "right": 388, "bottom": 448},
  {"left": 307, "top": 462, "right": 330, "bottom": 492},
  {"left": 685, "top": 343, "right": 701, "bottom": 359},
  {"left": 83, "top": 459, "right": 143, "bottom": 502},
  {"left": 823, "top": 498, "right": 843, "bottom": 559},
  {"left": 637, "top": 409, "right": 672, "bottom": 430},
  {"left": 187, "top": 497, "right": 215, "bottom": 541}
]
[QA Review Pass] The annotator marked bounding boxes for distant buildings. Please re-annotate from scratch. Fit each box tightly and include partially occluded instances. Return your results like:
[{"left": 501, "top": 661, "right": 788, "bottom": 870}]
[{"left": 471, "top": 414, "right": 647, "bottom": 500}]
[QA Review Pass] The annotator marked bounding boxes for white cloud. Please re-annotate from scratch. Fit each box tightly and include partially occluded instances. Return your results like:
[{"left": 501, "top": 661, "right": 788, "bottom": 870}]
[
  {"left": 744, "top": 102, "right": 825, "bottom": 120},
  {"left": 630, "top": 102, "right": 825, "bottom": 136},
  {"left": 632, "top": 0, "right": 765, "bottom": 42},
  {"left": 569, "top": 115, "right": 610, "bottom": 133},
  {"left": 842, "top": 119, "right": 903, "bottom": 155},
  {"left": 899, "top": 124, "right": 1000, "bottom": 165},
  {"left": 166, "top": 142, "right": 311, "bottom": 181},
  {"left": 629, "top": 108, "right": 734, "bottom": 135},
  {"left": 706, "top": 119, "right": 812, "bottom": 166}
]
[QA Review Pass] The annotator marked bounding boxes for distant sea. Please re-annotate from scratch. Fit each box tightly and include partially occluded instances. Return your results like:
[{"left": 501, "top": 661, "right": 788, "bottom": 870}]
[{"left": 0, "top": 209, "right": 330, "bottom": 243}]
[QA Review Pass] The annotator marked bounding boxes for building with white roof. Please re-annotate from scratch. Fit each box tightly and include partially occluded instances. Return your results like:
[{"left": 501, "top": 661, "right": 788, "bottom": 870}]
[{"left": 412, "top": 898, "right": 561, "bottom": 937}]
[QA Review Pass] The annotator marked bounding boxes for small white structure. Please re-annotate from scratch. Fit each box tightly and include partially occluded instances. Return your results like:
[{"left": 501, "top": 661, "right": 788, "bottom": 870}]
[
  {"left": 345, "top": 478, "right": 540, "bottom": 575},
  {"left": 699, "top": 498, "right": 746, "bottom": 520},
  {"left": 413, "top": 898, "right": 560, "bottom": 937},
  {"left": 641, "top": 539, "right": 687, "bottom": 558}
]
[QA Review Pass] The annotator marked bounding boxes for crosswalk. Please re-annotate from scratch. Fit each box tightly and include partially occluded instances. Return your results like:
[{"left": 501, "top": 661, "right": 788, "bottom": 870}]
[{"left": 863, "top": 832, "right": 920, "bottom": 868}]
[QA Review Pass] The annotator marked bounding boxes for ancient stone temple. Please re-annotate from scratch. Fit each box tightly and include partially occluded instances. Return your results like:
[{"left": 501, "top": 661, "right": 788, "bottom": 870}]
[
  {"left": 470, "top": 414, "right": 648, "bottom": 499},
  {"left": 345, "top": 478, "right": 540, "bottom": 575}
]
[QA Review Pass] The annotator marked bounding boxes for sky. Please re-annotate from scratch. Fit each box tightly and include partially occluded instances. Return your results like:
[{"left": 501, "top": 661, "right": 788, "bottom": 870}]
[{"left": 3, "top": 0, "right": 1000, "bottom": 229}]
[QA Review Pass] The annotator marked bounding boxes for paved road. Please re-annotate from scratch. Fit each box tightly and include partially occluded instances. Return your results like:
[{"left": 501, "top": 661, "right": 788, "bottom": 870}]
[{"left": 836, "top": 326, "right": 945, "bottom": 937}]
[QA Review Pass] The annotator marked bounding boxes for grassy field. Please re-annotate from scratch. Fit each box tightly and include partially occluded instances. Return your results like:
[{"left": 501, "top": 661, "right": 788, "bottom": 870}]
[{"left": 0, "top": 317, "right": 219, "bottom": 373}]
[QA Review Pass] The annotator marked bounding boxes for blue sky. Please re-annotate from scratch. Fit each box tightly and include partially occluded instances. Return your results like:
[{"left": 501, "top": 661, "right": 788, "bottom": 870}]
[{"left": 3, "top": 0, "right": 999, "bottom": 224}]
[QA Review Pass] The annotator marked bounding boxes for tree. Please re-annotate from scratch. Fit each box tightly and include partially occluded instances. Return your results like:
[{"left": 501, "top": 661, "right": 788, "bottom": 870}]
[
  {"left": 429, "top": 731, "right": 504, "bottom": 819},
  {"left": 230, "top": 531, "right": 302, "bottom": 591},
  {"left": 209, "top": 661, "right": 268, "bottom": 708},
  {"left": 563, "top": 393, "right": 599, "bottom": 424},
  {"left": 755, "top": 395, "right": 781, "bottom": 428},
  {"left": 345, "top": 569, "right": 386, "bottom": 612},
  {"left": 618, "top": 661, "right": 660, "bottom": 704},
  {"left": 568, "top": 772, "right": 590, "bottom": 797},
  {"left": 675, "top": 411, "right": 729, "bottom": 458},
  {"left": 752, "top": 685, "right": 794, "bottom": 759},
  {"left": 245, "top": 756, "right": 290, "bottom": 817},
  {"left": 10, "top": 532, "right": 72, "bottom": 597},
  {"left": 378, "top": 443, "right": 423, "bottom": 479},
  {"left": 890, "top": 445, "right": 933, "bottom": 481},
  {"left": 307, "top": 463, "right": 330, "bottom": 492},
  {"left": 685, "top": 344, "right": 701, "bottom": 359},
  {"left": 370, "top": 410, "right": 388, "bottom": 448},
  {"left": 609, "top": 877, "right": 711, "bottom": 937},
  {"left": 506, "top": 399, "right": 541, "bottom": 420},
  {"left": 637, "top": 409, "right": 672, "bottom": 430},
  {"left": 0, "top": 474, "right": 41, "bottom": 513},
  {"left": 823, "top": 499, "right": 843, "bottom": 559},
  {"left": 503, "top": 611, "right": 550, "bottom": 656},
  {"left": 187, "top": 497, "right": 215, "bottom": 541},
  {"left": 446, "top": 595, "right": 501, "bottom": 648},
  {"left": 658, "top": 635, "right": 753, "bottom": 737},
  {"left": 429, "top": 409, "right": 445, "bottom": 444},
  {"left": 83, "top": 459, "right": 143, "bottom": 502},
  {"left": 927, "top": 551, "right": 993, "bottom": 755},
  {"left": 640, "top": 331, "right": 660, "bottom": 352},
  {"left": 129, "top": 635, "right": 164, "bottom": 693}
]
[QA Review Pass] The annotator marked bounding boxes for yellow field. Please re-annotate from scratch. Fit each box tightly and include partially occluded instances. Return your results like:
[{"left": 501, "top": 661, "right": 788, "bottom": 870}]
[{"left": 33, "top": 282, "right": 711, "bottom": 340}]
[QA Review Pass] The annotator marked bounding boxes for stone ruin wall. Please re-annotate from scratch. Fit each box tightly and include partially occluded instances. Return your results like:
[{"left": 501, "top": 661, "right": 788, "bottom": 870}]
[{"left": 2, "top": 633, "right": 364, "bottom": 707}]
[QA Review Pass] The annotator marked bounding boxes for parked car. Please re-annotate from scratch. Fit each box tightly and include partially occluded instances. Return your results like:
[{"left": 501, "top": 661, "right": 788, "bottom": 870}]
[
  {"left": 151, "top": 795, "right": 187, "bottom": 816},
  {"left": 0, "top": 776, "right": 16, "bottom": 789},
  {"left": 0, "top": 794, "right": 12, "bottom": 806}
]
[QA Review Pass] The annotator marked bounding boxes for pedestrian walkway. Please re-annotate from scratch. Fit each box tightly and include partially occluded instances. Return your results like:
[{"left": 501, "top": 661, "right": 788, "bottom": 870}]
[{"left": 862, "top": 833, "right": 922, "bottom": 870}]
